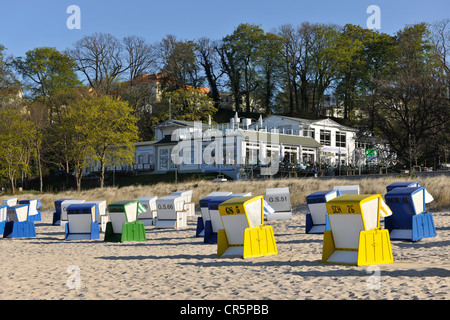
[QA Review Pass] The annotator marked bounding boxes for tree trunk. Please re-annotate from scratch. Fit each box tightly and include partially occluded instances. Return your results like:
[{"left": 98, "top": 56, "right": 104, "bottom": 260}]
[
  {"left": 36, "top": 142, "right": 43, "bottom": 193},
  {"left": 75, "top": 169, "right": 82, "bottom": 192},
  {"left": 9, "top": 177, "right": 15, "bottom": 195},
  {"left": 244, "top": 64, "right": 251, "bottom": 113},
  {"left": 100, "top": 160, "right": 105, "bottom": 189}
]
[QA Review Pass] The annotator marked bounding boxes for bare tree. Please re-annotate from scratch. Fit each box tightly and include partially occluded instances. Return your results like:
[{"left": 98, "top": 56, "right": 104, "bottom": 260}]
[
  {"left": 67, "top": 32, "right": 128, "bottom": 96},
  {"left": 155, "top": 35, "right": 201, "bottom": 90},
  {"left": 123, "top": 35, "right": 156, "bottom": 85},
  {"left": 277, "top": 24, "right": 301, "bottom": 116},
  {"left": 195, "top": 37, "right": 224, "bottom": 108},
  {"left": 429, "top": 19, "right": 450, "bottom": 97}
]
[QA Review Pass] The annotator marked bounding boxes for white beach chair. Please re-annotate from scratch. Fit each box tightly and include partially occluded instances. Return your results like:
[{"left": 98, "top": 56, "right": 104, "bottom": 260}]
[
  {"left": 52, "top": 198, "right": 75, "bottom": 225},
  {"left": 136, "top": 196, "right": 158, "bottom": 226},
  {"left": 155, "top": 196, "right": 187, "bottom": 229},
  {"left": 171, "top": 190, "right": 195, "bottom": 216},
  {"left": 83, "top": 200, "right": 107, "bottom": 231},
  {"left": 265, "top": 187, "right": 292, "bottom": 220}
]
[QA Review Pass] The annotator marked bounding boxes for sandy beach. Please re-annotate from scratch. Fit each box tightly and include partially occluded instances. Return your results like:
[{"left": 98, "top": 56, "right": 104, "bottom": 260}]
[{"left": 1, "top": 203, "right": 448, "bottom": 301}]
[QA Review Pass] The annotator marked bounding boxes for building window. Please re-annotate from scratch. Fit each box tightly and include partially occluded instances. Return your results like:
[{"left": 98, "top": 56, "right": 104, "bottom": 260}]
[
  {"left": 304, "top": 129, "right": 314, "bottom": 139},
  {"left": 159, "top": 149, "right": 169, "bottom": 170},
  {"left": 336, "top": 132, "right": 346, "bottom": 148},
  {"left": 246, "top": 143, "right": 258, "bottom": 165},
  {"left": 320, "top": 130, "right": 331, "bottom": 146}
]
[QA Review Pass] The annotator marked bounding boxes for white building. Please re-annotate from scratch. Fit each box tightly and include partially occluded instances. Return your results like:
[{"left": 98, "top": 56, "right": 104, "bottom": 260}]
[
  {"left": 85, "top": 114, "right": 358, "bottom": 179},
  {"left": 262, "top": 115, "right": 357, "bottom": 167}
]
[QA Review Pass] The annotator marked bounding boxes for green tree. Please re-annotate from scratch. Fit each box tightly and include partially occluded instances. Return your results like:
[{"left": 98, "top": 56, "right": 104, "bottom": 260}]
[
  {"left": 84, "top": 95, "right": 139, "bottom": 188},
  {"left": 255, "top": 32, "right": 283, "bottom": 115},
  {"left": 161, "top": 88, "right": 217, "bottom": 122},
  {"left": 50, "top": 102, "right": 92, "bottom": 192},
  {"left": 14, "top": 47, "right": 80, "bottom": 114},
  {"left": 334, "top": 24, "right": 374, "bottom": 121},
  {"left": 219, "top": 24, "right": 266, "bottom": 113},
  {"left": 0, "top": 108, "right": 35, "bottom": 194}
]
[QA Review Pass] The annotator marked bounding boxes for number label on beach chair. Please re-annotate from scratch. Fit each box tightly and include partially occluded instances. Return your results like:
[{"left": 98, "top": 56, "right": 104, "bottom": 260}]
[{"left": 265, "top": 187, "right": 292, "bottom": 220}]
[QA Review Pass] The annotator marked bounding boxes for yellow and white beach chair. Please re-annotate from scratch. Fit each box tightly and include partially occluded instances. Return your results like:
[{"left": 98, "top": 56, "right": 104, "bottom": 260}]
[
  {"left": 217, "top": 195, "right": 277, "bottom": 259},
  {"left": 322, "top": 194, "right": 393, "bottom": 266}
]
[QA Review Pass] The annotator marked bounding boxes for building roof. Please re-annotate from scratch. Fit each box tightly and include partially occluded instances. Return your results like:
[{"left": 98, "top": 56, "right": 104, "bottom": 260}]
[
  {"left": 155, "top": 118, "right": 209, "bottom": 129},
  {"left": 154, "top": 135, "right": 178, "bottom": 145},
  {"left": 265, "top": 115, "right": 357, "bottom": 132},
  {"left": 239, "top": 130, "right": 322, "bottom": 148},
  {"left": 135, "top": 141, "right": 157, "bottom": 147}
]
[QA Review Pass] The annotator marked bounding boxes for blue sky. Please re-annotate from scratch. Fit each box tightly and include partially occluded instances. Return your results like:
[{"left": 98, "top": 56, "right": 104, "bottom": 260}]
[{"left": 1, "top": 0, "right": 449, "bottom": 58}]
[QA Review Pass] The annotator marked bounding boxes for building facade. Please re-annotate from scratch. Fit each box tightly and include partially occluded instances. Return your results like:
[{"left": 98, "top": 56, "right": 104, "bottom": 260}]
[
  {"left": 261, "top": 115, "right": 357, "bottom": 167},
  {"left": 84, "top": 113, "right": 359, "bottom": 179}
]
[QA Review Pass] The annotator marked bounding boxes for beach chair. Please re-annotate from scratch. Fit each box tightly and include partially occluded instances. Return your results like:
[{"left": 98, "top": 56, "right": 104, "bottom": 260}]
[
  {"left": 171, "top": 190, "right": 195, "bottom": 217},
  {"left": 60, "top": 200, "right": 86, "bottom": 229},
  {"left": 3, "top": 204, "right": 36, "bottom": 238},
  {"left": 136, "top": 196, "right": 158, "bottom": 226},
  {"left": 83, "top": 200, "right": 107, "bottom": 231},
  {"left": 0, "top": 205, "right": 8, "bottom": 235},
  {"left": 196, "top": 192, "right": 233, "bottom": 237},
  {"left": 217, "top": 195, "right": 278, "bottom": 259},
  {"left": 386, "top": 182, "right": 434, "bottom": 203},
  {"left": 333, "top": 185, "right": 360, "bottom": 195},
  {"left": 52, "top": 198, "right": 75, "bottom": 225},
  {"left": 322, "top": 194, "right": 393, "bottom": 266},
  {"left": 204, "top": 195, "right": 245, "bottom": 244},
  {"left": 2, "top": 198, "right": 18, "bottom": 207},
  {"left": 104, "top": 200, "right": 146, "bottom": 242},
  {"left": 19, "top": 199, "right": 43, "bottom": 222},
  {"left": 265, "top": 187, "right": 292, "bottom": 220},
  {"left": 384, "top": 187, "right": 436, "bottom": 241},
  {"left": 305, "top": 189, "right": 341, "bottom": 234},
  {"left": 65, "top": 203, "right": 100, "bottom": 240},
  {"left": 155, "top": 196, "right": 187, "bottom": 229}
]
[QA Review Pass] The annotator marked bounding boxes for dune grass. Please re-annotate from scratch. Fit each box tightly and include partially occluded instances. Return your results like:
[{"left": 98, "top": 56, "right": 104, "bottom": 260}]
[{"left": 3, "top": 174, "right": 449, "bottom": 211}]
